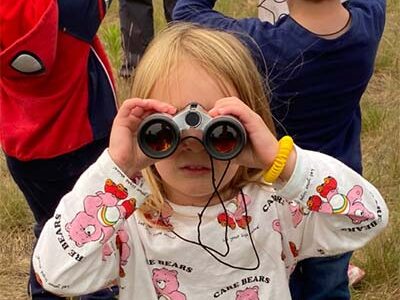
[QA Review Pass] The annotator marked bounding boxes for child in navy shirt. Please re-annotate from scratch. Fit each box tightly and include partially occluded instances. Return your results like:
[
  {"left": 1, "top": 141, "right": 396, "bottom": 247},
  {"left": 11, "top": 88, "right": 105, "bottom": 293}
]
[{"left": 173, "top": 0, "right": 386, "bottom": 299}]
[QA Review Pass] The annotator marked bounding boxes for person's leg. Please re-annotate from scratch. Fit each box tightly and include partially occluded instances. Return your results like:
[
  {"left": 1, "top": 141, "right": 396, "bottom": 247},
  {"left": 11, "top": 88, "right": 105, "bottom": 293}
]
[
  {"left": 21, "top": 176, "right": 81, "bottom": 299},
  {"left": 6, "top": 138, "right": 117, "bottom": 299},
  {"left": 118, "top": 0, "right": 154, "bottom": 77},
  {"left": 163, "top": 0, "right": 177, "bottom": 22},
  {"left": 289, "top": 252, "right": 352, "bottom": 300}
]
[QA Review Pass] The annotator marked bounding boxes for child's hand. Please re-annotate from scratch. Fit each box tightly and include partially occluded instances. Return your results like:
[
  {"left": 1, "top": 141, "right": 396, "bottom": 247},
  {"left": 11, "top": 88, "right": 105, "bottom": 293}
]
[
  {"left": 109, "top": 98, "right": 176, "bottom": 178},
  {"left": 208, "top": 97, "right": 296, "bottom": 181}
]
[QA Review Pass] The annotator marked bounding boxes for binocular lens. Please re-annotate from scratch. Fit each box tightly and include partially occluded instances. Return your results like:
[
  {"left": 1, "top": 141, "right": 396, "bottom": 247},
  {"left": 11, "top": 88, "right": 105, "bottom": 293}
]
[
  {"left": 204, "top": 119, "right": 246, "bottom": 160},
  {"left": 209, "top": 124, "right": 239, "bottom": 153},
  {"left": 138, "top": 118, "right": 179, "bottom": 158},
  {"left": 143, "top": 123, "right": 174, "bottom": 151}
]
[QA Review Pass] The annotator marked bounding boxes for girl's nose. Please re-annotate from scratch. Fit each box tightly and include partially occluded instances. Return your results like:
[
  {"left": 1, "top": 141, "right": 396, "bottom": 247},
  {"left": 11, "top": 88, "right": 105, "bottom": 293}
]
[{"left": 180, "top": 131, "right": 205, "bottom": 153}]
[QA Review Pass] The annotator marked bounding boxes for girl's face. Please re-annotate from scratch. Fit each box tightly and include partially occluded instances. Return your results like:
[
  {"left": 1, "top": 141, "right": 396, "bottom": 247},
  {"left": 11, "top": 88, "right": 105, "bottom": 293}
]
[{"left": 149, "top": 60, "right": 240, "bottom": 206}]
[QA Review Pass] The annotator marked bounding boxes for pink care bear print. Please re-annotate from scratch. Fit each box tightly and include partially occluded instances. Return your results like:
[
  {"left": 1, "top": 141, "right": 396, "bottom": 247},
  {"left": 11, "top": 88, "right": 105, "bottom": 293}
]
[
  {"left": 152, "top": 268, "right": 187, "bottom": 300},
  {"left": 64, "top": 179, "right": 136, "bottom": 276},
  {"left": 306, "top": 176, "right": 374, "bottom": 224},
  {"left": 65, "top": 179, "right": 136, "bottom": 247},
  {"left": 236, "top": 285, "right": 260, "bottom": 300}
]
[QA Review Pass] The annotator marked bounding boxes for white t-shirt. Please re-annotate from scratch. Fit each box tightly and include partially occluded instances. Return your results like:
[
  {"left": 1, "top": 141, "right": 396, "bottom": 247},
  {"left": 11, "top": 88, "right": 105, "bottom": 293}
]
[
  {"left": 33, "top": 147, "right": 388, "bottom": 299},
  {"left": 258, "top": 0, "right": 289, "bottom": 24}
]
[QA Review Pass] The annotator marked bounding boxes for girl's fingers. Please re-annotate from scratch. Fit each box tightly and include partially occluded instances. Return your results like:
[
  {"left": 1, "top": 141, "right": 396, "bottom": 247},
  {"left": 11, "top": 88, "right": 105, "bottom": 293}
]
[
  {"left": 119, "top": 98, "right": 176, "bottom": 119},
  {"left": 114, "top": 98, "right": 177, "bottom": 132},
  {"left": 209, "top": 97, "right": 250, "bottom": 118},
  {"left": 209, "top": 98, "right": 263, "bottom": 131}
]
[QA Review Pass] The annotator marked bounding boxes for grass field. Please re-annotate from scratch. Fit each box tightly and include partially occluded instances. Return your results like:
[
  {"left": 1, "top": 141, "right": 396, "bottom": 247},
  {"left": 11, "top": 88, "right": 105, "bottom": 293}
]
[{"left": 0, "top": 0, "right": 399, "bottom": 299}]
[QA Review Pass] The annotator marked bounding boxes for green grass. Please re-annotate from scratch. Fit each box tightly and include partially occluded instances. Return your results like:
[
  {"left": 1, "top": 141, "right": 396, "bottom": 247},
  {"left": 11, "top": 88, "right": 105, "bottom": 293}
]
[
  {"left": 361, "top": 103, "right": 388, "bottom": 134},
  {"left": 351, "top": 2, "right": 400, "bottom": 297},
  {"left": 375, "top": 0, "right": 400, "bottom": 74},
  {"left": 99, "top": 22, "right": 122, "bottom": 72},
  {"left": 0, "top": 156, "right": 32, "bottom": 231},
  {"left": 1, "top": 0, "right": 399, "bottom": 298}
]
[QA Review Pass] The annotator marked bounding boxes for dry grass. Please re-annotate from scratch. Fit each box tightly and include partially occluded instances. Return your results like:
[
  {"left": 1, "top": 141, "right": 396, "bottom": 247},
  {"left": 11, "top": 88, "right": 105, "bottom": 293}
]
[
  {"left": 0, "top": 231, "right": 32, "bottom": 299},
  {"left": 0, "top": 152, "right": 34, "bottom": 298},
  {"left": 0, "top": 0, "right": 398, "bottom": 298}
]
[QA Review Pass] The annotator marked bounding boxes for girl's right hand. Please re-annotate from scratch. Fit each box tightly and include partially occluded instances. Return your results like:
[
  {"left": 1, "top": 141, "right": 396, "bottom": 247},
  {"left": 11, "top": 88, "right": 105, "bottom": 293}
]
[{"left": 109, "top": 98, "right": 176, "bottom": 178}]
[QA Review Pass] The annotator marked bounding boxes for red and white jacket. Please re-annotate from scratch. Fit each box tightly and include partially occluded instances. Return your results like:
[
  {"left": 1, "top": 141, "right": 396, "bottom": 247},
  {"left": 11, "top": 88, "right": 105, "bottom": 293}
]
[{"left": 0, "top": 0, "right": 117, "bottom": 160}]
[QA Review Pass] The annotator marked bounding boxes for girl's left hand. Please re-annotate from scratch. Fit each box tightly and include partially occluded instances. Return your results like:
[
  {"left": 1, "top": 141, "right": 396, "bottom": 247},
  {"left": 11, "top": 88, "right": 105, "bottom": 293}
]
[{"left": 208, "top": 97, "right": 296, "bottom": 180}]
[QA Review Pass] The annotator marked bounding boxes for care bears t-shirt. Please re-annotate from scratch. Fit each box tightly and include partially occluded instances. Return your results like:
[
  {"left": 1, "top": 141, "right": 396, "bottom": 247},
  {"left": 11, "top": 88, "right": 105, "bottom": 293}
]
[{"left": 32, "top": 147, "right": 387, "bottom": 299}]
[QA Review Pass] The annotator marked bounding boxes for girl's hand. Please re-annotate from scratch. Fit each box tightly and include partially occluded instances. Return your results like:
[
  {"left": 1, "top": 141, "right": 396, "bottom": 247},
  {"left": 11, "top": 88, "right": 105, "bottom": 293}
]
[
  {"left": 208, "top": 97, "right": 296, "bottom": 181},
  {"left": 109, "top": 98, "right": 176, "bottom": 178}
]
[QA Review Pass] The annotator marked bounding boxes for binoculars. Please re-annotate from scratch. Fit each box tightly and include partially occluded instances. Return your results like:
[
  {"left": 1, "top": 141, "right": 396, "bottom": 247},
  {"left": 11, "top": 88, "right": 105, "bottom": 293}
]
[{"left": 138, "top": 103, "right": 247, "bottom": 160}]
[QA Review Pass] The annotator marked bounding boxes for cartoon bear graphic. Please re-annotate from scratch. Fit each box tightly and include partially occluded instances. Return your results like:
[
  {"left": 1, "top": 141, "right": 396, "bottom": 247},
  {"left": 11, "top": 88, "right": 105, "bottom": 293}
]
[
  {"left": 152, "top": 268, "right": 187, "bottom": 300},
  {"left": 307, "top": 176, "right": 374, "bottom": 224},
  {"left": 236, "top": 286, "right": 260, "bottom": 300},
  {"left": 65, "top": 179, "right": 136, "bottom": 247},
  {"left": 217, "top": 193, "right": 252, "bottom": 229}
]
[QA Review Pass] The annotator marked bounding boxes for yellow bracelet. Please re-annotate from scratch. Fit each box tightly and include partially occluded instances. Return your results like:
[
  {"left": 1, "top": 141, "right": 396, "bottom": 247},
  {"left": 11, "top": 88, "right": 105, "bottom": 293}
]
[{"left": 263, "top": 136, "right": 294, "bottom": 184}]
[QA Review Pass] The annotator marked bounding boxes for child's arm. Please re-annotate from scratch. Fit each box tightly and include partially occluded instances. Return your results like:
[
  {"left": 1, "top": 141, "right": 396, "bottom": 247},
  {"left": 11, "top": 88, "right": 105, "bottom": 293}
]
[
  {"left": 33, "top": 150, "right": 146, "bottom": 295},
  {"left": 32, "top": 151, "right": 148, "bottom": 295},
  {"left": 32, "top": 98, "right": 175, "bottom": 295},
  {"left": 348, "top": 0, "right": 386, "bottom": 36},
  {"left": 173, "top": 0, "right": 274, "bottom": 41},
  {"left": 209, "top": 97, "right": 388, "bottom": 257},
  {"left": 173, "top": 0, "right": 386, "bottom": 67},
  {"left": 276, "top": 146, "right": 388, "bottom": 259},
  {"left": 173, "top": 0, "right": 386, "bottom": 34}
]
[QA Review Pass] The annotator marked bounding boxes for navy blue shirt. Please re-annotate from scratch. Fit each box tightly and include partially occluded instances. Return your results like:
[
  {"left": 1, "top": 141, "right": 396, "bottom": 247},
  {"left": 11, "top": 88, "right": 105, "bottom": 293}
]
[{"left": 173, "top": 0, "right": 386, "bottom": 174}]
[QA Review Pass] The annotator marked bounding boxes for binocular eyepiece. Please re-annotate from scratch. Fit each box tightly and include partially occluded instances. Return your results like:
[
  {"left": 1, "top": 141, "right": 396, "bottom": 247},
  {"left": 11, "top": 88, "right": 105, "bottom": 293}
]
[{"left": 138, "top": 103, "right": 247, "bottom": 160}]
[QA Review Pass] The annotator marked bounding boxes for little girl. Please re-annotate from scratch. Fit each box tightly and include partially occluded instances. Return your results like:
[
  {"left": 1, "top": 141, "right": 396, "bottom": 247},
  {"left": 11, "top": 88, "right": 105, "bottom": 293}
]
[{"left": 33, "top": 24, "right": 388, "bottom": 299}]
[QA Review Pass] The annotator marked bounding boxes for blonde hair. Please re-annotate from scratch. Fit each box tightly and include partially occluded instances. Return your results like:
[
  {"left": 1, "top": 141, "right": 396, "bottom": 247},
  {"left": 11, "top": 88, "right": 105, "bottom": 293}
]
[{"left": 131, "top": 23, "right": 276, "bottom": 217}]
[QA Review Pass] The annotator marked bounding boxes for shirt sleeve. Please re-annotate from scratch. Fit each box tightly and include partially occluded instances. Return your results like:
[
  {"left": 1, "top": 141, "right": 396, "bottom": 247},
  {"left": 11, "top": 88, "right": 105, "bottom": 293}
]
[
  {"left": 347, "top": 0, "right": 386, "bottom": 39},
  {"left": 57, "top": 0, "right": 112, "bottom": 42},
  {"left": 32, "top": 149, "right": 149, "bottom": 296},
  {"left": 173, "top": 0, "right": 275, "bottom": 64},
  {"left": 173, "top": 0, "right": 273, "bottom": 29},
  {"left": 276, "top": 146, "right": 388, "bottom": 260}
]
